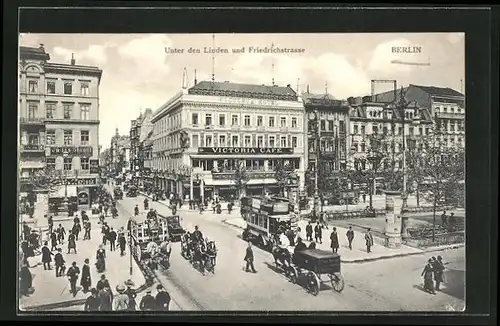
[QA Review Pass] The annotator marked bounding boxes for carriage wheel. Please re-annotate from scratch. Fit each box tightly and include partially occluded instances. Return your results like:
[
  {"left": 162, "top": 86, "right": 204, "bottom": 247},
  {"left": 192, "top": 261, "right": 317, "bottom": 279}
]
[
  {"left": 352, "top": 197, "right": 359, "bottom": 205},
  {"left": 289, "top": 266, "right": 299, "bottom": 284},
  {"left": 307, "top": 271, "right": 320, "bottom": 296},
  {"left": 330, "top": 272, "right": 345, "bottom": 292},
  {"left": 339, "top": 199, "right": 345, "bottom": 206}
]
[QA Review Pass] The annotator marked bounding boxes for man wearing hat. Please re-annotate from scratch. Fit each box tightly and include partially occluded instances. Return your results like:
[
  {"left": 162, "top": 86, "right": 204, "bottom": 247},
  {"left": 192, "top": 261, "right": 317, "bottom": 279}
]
[
  {"left": 124, "top": 280, "right": 137, "bottom": 311},
  {"left": 139, "top": 288, "right": 156, "bottom": 311},
  {"left": 96, "top": 274, "right": 110, "bottom": 291},
  {"left": 114, "top": 284, "right": 130, "bottom": 311},
  {"left": 54, "top": 248, "right": 65, "bottom": 277},
  {"left": 84, "top": 288, "right": 100, "bottom": 311},
  {"left": 434, "top": 256, "right": 445, "bottom": 291},
  {"left": 421, "top": 258, "right": 436, "bottom": 294},
  {"left": 81, "top": 258, "right": 92, "bottom": 293},
  {"left": 155, "top": 284, "right": 171, "bottom": 311},
  {"left": 66, "top": 261, "right": 80, "bottom": 297}
]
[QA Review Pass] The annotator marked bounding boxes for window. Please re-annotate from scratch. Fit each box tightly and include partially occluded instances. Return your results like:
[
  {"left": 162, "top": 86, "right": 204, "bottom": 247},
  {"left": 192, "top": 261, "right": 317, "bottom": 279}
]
[
  {"left": 28, "top": 80, "right": 38, "bottom": 93},
  {"left": 244, "top": 115, "right": 251, "bottom": 127},
  {"left": 373, "top": 125, "right": 379, "bottom": 134},
  {"left": 244, "top": 136, "right": 251, "bottom": 147},
  {"left": 280, "top": 136, "right": 287, "bottom": 148},
  {"left": 80, "top": 83, "right": 89, "bottom": 96},
  {"left": 45, "top": 103, "right": 56, "bottom": 119},
  {"left": 192, "top": 135, "right": 199, "bottom": 147},
  {"left": 425, "top": 127, "right": 430, "bottom": 135},
  {"left": 339, "top": 121, "right": 345, "bottom": 133},
  {"left": 28, "top": 134, "right": 39, "bottom": 145},
  {"left": 280, "top": 117, "right": 287, "bottom": 128},
  {"left": 360, "top": 143, "right": 365, "bottom": 152},
  {"left": 232, "top": 135, "right": 239, "bottom": 147},
  {"left": 443, "top": 107, "right": 448, "bottom": 113},
  {"left": 219, "top": 135, "right": 226, "bottom": 146},
  {"left": 409, "top": 127, "right": 414, "bottom": 135},
  {"left": 257, "top": 116, "right": 263, "bottom": 127},
  {"left": 219, "top": 114, "right": 225, "bottom": 126},
  {"left": 269, "top": 136, "right": 275, "bottom": 147},
  {"left": 81, "top": 130, "right": 89, "bottom": 145},
  {"left": 205, "top": 114, "right": 212, "bottom": 126},
  {"left": 192, "top": 113, "right": 199, "bottom": 125},
  {"left": 46, "top": 157, "right": 56, "bottom": 170},
  {"left": 328, "top": 120, "right": 334, "bottom": 131},
  {"left": 81, "top": 157, "right": 90, "bottom": 170},
  {"left": 257, "top": 136, "right": 263, "bottom": 147},
  {"left": 291, "top": 117, "right": 297, "bottom": 128},
  {"left": 419, "top": 127, "right": 423, "bottom": 135},
  {"left": 47, "top": 81, "right": 56, "bottom": 94},
  {"left": 64, "top": 157, "right": 72, "bottom": 171},
  {"left": 63, "top": 104, "right": 73, "bottom": 119},
  {"left": 64, "top": 130, "right": 73, "bottom": 145},
  {"left": 232, "top": 115, "right": 238, "bottom": 126},
  {"left": 361, "top": 125, "right": 365, "bottom": 135},
  {"left": 292, "top": 136, "right": 298, "bottom": 148},
  {"left": 320, "top": 120, "right": 326, "bottom": 131},
  {"left": 398, "top": 126, "right": 403, "bottom": 135},
  {"left": 268, "top": 117, "right": 275, "bottom": 127},
  {"left": 28, "top": 102, "right": 37, "bottom": 119},
  {"left": 353, "top": 125, "right": 359, "bottom": 134},
  {"left": 80, "top": 104, "right": 90, "bottom": 120},
  {"left": 64, "top": 82, "right": 73, "bottom": 95},
  {"left": 46, "top": 130, "right": 55, "bottom": 145}
]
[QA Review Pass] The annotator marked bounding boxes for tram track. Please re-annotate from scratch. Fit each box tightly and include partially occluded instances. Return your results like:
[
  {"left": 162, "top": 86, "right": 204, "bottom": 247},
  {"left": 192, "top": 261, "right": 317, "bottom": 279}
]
[{"left": 114, "top": 197, "right": 206, "bottom": 311}]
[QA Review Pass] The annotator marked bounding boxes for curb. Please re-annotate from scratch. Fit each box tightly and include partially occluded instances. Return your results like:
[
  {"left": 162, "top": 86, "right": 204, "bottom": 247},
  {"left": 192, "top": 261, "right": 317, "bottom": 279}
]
[{"left": 223, "top": 219, "right": 464, "bottom": 264}]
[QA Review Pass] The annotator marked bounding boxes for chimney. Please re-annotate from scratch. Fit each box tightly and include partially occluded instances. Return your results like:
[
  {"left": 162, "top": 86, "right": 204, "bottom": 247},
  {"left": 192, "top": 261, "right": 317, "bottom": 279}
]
[
  {"left": 194, "top": 69, "right": 197, "bottom": 85},
  {"left": 70, "top": 53, "right": 75, "bottom": 65},
  {"left": 39, "top": 43, "right": 45, "bottom": 51},
  {"left": 307, "top": 84, "right": 310, "bottom": 93}
]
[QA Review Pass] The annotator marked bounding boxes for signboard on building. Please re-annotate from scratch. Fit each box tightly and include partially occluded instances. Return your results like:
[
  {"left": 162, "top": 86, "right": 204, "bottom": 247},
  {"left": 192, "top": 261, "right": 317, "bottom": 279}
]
[
  {"left": 198, "top": 147, "right": 294, "bottom": 155},
  {"left": 90, "top": 159, "right": 100, "bottom": 174},
  {"left": 77, "top": 191, "right": 89, "bottom": 205},
  {"left": 50, "top": 146, "right": 93, "bottom": 156},
  {"left": 64, "top": 178, "right": 98, "bottom": 186}
]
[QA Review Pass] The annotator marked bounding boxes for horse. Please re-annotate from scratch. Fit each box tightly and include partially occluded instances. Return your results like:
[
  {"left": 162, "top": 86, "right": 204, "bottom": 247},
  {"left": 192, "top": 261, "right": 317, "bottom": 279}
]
[
  {"left": 181, "top": 233, "right": 191, "bottom": 259},
  {"left": 271, "top": 245, "right": 293, "bottom": 279},
  {"left": 159, "top": 240, "right": 172, "bottom": 268},
  {"left": 204, "top": 240, "right": 217, "bottom": 273},
  {"left": 191, "top": 241, "right": 206, "bottom": 274}
]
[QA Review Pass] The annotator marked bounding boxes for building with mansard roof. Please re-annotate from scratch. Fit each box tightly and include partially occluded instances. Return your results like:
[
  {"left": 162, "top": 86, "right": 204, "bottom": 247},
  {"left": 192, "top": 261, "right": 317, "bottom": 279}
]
[
  {"left": 19, "top": 44, "right": 102, "bottom": 213},
  {"left": 150, "top": 80, "right": 305, "bottom": 202}
]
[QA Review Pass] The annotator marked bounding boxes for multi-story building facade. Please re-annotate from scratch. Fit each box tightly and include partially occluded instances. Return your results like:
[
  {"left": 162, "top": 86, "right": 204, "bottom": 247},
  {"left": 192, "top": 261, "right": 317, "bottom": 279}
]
[
  {"left": 19, "top": 44, "right": 102, "bottom": 212},
  {"left": 130, "top": 108, "right": 154, "bottom": 173},
  {"left": 109, "top": 129, "right": 130, "bottom": 176},
  {"left": 302, "top": 91, "right": 350, "bottom": 195},
  {"left": 151, "top": 81, "right": 306, "bottom": 202}
]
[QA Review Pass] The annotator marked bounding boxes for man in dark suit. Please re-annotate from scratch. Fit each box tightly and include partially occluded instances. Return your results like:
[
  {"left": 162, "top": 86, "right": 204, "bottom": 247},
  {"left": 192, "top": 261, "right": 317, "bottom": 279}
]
[
  {"left": 244, "top": 241, "right": 257, "bottom": 273},
  {"left": 54, "top": 248, "right": 65, "bottom": 277},
  {"left": 305, "top": 222, "right": 313, "bottom": 242},
  {"left": 108, "top": 228, "right": 117, "bottom": 251},
  {"left": 81, "top": 258, "right": 92, "bottom": 293},
  {"left": 314, "top": 222, "right": 323, "bottom": 244},
  {"left": 66, "top": 261, "right": 80, "bottom": 297},
  {"left": 346, "top": 226, "right": 355, "bottom": 250},
  {"left": 41, "top": 241, "right": 53, "bottom": 270}
]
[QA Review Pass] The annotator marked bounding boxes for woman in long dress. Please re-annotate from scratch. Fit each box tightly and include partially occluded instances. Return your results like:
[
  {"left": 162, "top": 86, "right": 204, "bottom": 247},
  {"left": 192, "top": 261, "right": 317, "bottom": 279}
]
[{"left": 421, "top": 259, "right": 436, "bottom": 294}]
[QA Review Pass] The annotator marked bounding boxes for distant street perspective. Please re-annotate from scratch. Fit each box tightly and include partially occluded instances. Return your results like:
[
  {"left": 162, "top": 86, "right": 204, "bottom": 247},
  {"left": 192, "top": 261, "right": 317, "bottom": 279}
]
[{"left": 18, "top": 33, "right": 465, "bottom": 312}]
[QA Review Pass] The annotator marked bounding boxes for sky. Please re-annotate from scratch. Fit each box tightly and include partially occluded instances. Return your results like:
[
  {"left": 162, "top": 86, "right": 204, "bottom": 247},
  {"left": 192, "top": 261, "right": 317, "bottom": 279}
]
[{"left": 19, "top": 33, "right": 465, "bottom": 149}]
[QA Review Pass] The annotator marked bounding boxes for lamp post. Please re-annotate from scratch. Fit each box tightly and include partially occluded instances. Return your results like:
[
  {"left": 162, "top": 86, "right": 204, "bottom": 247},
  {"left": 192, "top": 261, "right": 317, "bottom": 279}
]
[
  {"left": 62, "top": 150, "right": 69, "bottom": 213},
  {"left": 128, "top": 217, "right": 133, "bottom": 276},
  {"left": 194, "top": 172, "right": 204, "bottom": 203}
]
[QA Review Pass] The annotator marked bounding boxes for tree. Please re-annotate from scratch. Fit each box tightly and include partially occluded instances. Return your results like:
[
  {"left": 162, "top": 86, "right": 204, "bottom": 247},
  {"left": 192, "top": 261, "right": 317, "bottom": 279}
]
[
  {"left": 414, "top": 135, "right": 465, "bottom": 241},
  {"left": 23, "top": 167, "right": 62, "bottom": 216},
  {"left": 274, "top": 161, "right": 295, "bottom": 197},
  {"left": 232, "top": 164, "right": 250, "bottom": 199}
]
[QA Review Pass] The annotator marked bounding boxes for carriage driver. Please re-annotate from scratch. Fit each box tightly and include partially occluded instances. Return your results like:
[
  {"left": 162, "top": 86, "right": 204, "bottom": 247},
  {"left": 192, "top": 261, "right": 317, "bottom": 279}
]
[
  {"left": 294, "top": 237, "right": 307, "bottom": 254},
  {"left": 192, "top": 226, "right": 203, "bottom": 243}
]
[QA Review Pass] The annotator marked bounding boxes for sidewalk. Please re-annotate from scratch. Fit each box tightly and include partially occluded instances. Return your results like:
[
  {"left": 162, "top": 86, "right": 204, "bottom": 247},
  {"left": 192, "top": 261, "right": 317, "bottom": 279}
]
[
  {"left": 19, "top": 226, "right": 146, "bottom": 311},
  {"left": 223, "top": 217, "right": 462, "bottom": 263}
]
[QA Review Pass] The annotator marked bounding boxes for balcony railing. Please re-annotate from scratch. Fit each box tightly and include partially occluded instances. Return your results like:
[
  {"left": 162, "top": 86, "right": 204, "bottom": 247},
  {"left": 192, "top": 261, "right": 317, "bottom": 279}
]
[
  {"left": 437, "top": 112, "right": 464, "bottom": 120},
  {"left": 21, "top": 144, "right": 45, "bottom": 152},
  {"left": 212, "top": 170, "right": 275, "bottom": 180},
  {"left": 20, "top": 117, "right": 45, "bottom": 125}
]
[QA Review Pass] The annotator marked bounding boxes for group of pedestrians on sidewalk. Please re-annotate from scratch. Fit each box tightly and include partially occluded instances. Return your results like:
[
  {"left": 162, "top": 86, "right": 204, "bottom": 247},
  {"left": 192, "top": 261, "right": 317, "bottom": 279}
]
[{"left": 421, "top": 256, "right": 446, "bottom": 295}]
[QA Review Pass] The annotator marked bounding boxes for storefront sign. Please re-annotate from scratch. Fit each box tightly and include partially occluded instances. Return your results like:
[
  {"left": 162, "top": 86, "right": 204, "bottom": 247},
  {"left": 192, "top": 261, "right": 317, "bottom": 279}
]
[
  {"left": 64, "top": 178, "right": 97, "bottom": 186},
  {"left": 90, "top": 159, "right": 99, "bottom": 174},
  {"left": 50, "top": 146, "right": 93, "bottom": 156},
  {"left": 218, "top": 96, "right": 275, "bottom": 106},
  {"left": 198, "top": 147, "right": 294, "bottom": 155},
  {"left": 212, "top": 171, "right": 275, "bottom": 180}
]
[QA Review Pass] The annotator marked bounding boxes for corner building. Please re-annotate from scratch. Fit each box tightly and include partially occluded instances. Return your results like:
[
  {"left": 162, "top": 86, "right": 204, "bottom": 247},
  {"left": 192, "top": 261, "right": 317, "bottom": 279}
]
[
  {"left": 151, "top": 81, "right": 306, "bottom": 202},
  {"left": 19, "top": 45, "right": 102, "bottom": 212}
]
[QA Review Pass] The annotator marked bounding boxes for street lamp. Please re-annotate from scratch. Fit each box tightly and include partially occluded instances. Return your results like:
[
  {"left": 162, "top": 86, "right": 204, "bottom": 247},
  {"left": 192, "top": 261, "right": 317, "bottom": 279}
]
[{"left": 62, "top": 150, "right": 69, "bottom": 213}]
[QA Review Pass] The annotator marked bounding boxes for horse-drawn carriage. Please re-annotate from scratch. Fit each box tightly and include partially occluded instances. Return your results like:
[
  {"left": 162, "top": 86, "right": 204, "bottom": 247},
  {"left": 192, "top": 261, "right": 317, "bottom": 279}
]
[
  {"left": 180, "top": 232, "right": 217, "bottom": 275},
  {"left": 130, "top": 216, "right": 172, "bottom": 270},
  {"left": 272, "top": 247, "right": 345, "bottom": 296}
]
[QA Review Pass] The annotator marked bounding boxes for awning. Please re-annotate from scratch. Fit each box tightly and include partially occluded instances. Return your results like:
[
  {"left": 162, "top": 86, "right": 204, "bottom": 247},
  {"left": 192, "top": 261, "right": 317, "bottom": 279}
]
[
  {"left": 49, "top": 185, "right": 77, "bottom": 198},
  {"left": 20, "top": 161, "right": 45, "bottom": 169},
  {"left": 203, "top": 178, "right": 277, "bottom": 186}
]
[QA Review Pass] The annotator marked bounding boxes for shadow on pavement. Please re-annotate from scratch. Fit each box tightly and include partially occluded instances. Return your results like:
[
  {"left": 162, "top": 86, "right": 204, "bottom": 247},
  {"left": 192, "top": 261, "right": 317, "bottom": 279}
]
[{"left": 439, "top": 268, "right": 465, "bottom": 300}]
